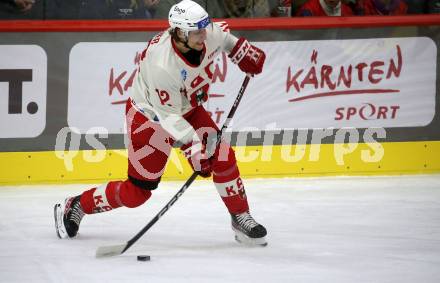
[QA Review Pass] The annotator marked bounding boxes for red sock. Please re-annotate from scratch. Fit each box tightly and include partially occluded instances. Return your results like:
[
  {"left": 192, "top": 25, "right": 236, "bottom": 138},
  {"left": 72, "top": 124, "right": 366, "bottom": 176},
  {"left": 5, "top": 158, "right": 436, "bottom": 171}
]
[
  {"left": 212, "top": 144, "right": 249, "bottom": 214},
  {"left": 80, "top": 180, "right": 152, "bottom": 214},
  {"left": 213, "top": 169, "right": 249, "bottom": 215}
]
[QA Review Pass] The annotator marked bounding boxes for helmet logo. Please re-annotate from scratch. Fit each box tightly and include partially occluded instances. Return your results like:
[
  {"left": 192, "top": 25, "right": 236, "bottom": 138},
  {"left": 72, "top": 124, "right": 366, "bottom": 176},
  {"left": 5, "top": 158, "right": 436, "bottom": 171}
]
[
  {"left": 174, "top": 6, "right": 185, "bottom": 14},
  {"left": 197, "top": 17, "right": 211, "bottom": 29}
]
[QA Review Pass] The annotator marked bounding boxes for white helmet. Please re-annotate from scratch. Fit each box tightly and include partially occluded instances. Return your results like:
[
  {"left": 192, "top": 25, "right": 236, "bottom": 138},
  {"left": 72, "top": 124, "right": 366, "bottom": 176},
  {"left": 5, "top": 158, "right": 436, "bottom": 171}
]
[{"left": 168, "top": 0, "right": 211, "bottom": 32}]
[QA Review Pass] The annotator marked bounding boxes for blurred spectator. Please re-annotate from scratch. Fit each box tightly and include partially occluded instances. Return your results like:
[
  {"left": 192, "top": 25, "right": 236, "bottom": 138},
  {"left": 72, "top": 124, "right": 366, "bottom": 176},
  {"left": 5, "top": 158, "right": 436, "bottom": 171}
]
[
  {"left": 9, "top": 0, "right": 34, "bottom": 11},
  {"left": 404, "top": 0, "right": 427, "bottom": 14},
  {"left": 355, "top": 0, "right": 408, "bottom": 15},
  {"left": 269, "top": 0, "right": 292, "bottom": 17},
  {"left": 296, "top": 0, "right": 354, "bottom": 16},
  {"left": 428, "top": 0, "right": 440, "bottom": 14},
  {"left": 0, "top": 0, "right": 43, "bottom": 19},
  {"left": 343, "top": 0, "right": 357, "bottom": 11},
  {"left": 154, "top": 0, "right": 208, "bottom": 18},
  {"left": 47, "top": 0, "right": 160, "bottom": 19},
  {"left": 143, "top": 0, "right": 161, "bottom": 17},
  {"left": 155, "top": 0, "right": 270, "bottom": 19},
  {"left": 222, "top": 0, "right": 270, "bottom": 17},
  {"left": 289, "top": 0, "right": 307, "bottom": 15},
  {"left": 106, "top": 0, "right": 160, "bottom": 18}
]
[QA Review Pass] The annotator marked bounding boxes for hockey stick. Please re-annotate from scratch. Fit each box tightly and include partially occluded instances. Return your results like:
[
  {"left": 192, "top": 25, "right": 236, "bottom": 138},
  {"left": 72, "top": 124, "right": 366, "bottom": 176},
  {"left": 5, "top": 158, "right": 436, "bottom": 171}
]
[{"left": 96, "top": 74, "right": 252, "bottom": 258}]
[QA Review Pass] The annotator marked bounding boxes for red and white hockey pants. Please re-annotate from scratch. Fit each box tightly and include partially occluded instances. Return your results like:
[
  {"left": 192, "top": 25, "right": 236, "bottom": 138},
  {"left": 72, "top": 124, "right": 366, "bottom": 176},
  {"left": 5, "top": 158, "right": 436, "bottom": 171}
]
[{"left": 79, "top": 100, "right": 249, "bottom": 215}]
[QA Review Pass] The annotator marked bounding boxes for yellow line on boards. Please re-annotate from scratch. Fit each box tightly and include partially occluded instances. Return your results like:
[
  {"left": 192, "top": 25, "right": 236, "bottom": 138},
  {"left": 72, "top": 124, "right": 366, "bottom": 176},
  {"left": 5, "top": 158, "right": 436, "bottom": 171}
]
[{"left": 0, "top": 141, "right": 439, "bottom": 185}]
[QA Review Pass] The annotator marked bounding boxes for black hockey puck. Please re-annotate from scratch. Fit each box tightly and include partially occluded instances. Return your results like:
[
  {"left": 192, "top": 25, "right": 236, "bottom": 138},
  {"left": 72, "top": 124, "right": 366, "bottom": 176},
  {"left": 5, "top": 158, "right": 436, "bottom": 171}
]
[{"left": 137, "top": 255, "right": 151, "bottom": 261}]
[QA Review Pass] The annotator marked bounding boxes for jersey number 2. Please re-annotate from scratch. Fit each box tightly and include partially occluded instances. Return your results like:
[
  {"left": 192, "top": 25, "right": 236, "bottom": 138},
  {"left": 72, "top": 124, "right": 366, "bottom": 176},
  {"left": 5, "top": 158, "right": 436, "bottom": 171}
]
[{"left": 155, "top": 89, "right": 170, "bottom": 105}]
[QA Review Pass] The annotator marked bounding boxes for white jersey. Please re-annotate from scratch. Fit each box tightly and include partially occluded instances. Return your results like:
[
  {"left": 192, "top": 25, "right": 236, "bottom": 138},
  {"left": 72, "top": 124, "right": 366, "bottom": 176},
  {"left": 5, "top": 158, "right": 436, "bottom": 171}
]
[{"left": 131, "top": 22, "right": 238, "bottom": 146}]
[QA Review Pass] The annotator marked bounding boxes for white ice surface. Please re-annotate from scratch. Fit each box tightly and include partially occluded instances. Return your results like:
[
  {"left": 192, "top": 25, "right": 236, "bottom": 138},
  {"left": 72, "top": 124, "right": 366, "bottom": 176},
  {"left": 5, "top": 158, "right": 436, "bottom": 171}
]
[{"left": 1, "top": 175, "right": 440, "bottom": 283}]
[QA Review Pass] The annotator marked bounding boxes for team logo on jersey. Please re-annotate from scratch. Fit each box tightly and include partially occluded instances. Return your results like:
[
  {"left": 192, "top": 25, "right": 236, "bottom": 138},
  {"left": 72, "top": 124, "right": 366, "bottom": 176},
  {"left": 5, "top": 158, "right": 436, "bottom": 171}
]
[
  {"left": 195, "top": 89, "right": 207, "bottom": 104},
  {"left": 180, "top": 69, "right": 187, "bottom": 81}
]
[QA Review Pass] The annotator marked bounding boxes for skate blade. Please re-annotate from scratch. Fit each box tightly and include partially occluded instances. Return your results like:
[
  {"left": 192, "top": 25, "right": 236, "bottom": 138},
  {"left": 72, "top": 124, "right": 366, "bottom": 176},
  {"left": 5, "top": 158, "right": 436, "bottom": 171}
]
[
  {"left": 54, "top": 203, "right": 68, "bottom": 239},
  {"left": 233, "top": 230, "right": 267, "bottom": 247}
]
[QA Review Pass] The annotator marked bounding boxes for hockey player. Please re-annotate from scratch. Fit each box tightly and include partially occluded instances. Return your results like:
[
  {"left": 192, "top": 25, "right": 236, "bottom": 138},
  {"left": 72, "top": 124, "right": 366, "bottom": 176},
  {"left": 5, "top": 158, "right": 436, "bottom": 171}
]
[{"left": 54, "top": 0, "right": 267, "bottom": 246}]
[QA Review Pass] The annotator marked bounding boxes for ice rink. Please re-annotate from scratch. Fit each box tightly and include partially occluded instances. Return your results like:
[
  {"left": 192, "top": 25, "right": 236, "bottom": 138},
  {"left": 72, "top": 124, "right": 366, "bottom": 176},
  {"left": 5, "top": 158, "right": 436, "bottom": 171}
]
[{"left": 1, "top": 175, "right": 439, "bottom": 283}]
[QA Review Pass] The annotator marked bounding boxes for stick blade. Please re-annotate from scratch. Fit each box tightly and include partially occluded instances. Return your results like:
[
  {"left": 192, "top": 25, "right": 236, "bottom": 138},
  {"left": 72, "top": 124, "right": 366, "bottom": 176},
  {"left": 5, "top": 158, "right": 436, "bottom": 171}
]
[{"left": 95, "top": 243, "right": 128, "bottom": 258}]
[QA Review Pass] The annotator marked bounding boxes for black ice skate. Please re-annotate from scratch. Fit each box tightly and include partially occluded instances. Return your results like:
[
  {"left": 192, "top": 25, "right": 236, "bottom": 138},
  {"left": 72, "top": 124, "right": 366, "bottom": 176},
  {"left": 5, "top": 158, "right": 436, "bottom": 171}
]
[
  {"left": 54, "top": 196, "right": 85, "bottom": 239},
  {"left": 231, "top": 211, "right": 267, "bottom": 246}
]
